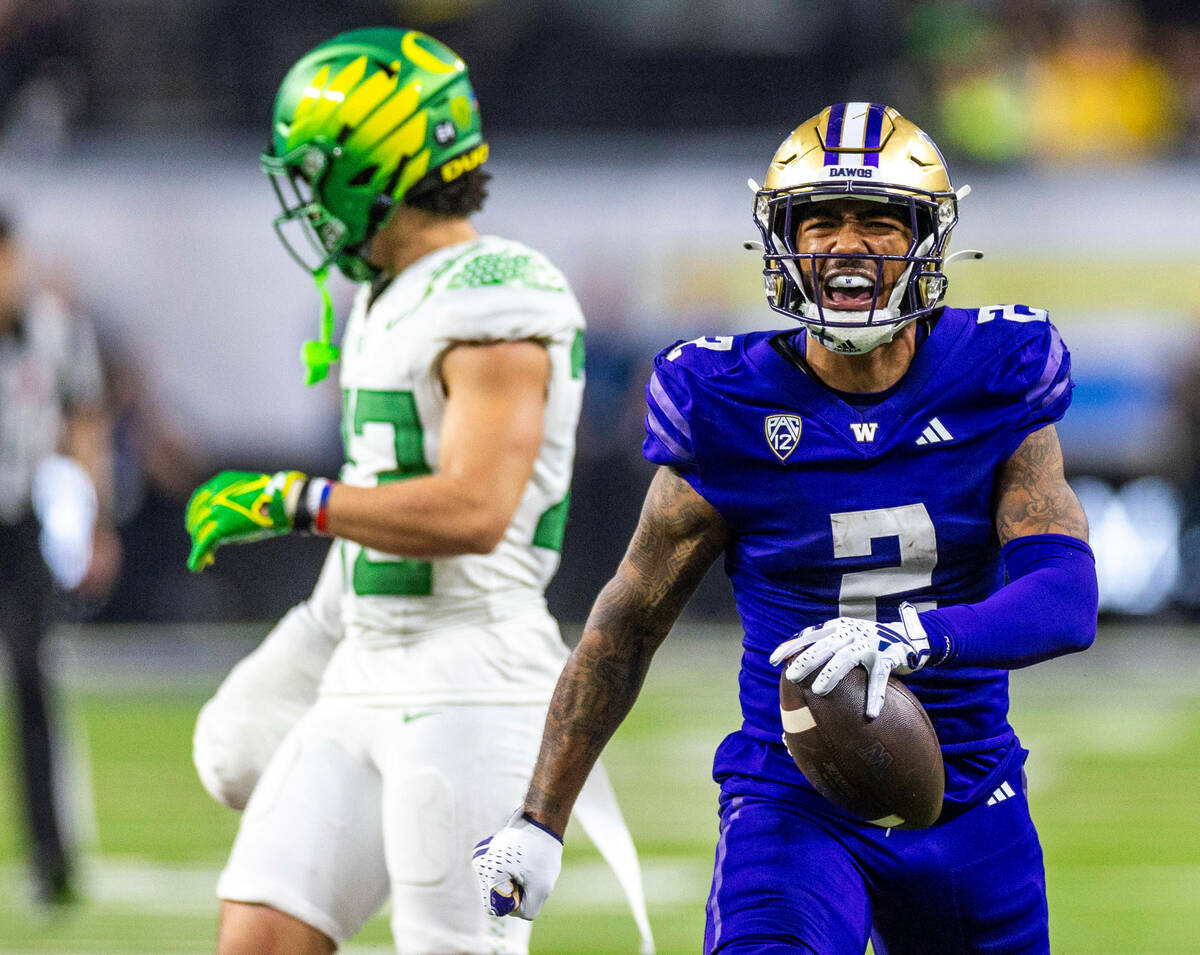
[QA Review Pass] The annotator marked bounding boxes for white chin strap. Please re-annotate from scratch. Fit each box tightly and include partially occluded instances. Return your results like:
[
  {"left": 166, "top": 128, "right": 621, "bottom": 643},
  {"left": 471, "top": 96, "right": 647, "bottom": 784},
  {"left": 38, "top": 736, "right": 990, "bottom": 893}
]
[
  {"left": 786, "top": 231, "right": 937, "bottom": 355},
  {"left": 799, "top": 304, "right": 910, "bottom": 354}
]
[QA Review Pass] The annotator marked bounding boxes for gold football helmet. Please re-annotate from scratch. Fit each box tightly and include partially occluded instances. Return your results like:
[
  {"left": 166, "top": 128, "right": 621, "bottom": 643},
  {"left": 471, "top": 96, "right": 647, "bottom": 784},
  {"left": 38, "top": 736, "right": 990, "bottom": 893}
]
[{"left": 753, "top": 103, "right": 967, "bottom": 354}]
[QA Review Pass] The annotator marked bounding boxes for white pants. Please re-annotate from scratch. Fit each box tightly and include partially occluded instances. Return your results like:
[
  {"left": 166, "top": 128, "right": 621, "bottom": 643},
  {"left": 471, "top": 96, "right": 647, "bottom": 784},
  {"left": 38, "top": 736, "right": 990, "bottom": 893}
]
[
  {"left": 218, "top": 697, "right": 542, "bottom": 954},
  {"left": 198, "top": 585, "right": 654, "bottom": 953}
]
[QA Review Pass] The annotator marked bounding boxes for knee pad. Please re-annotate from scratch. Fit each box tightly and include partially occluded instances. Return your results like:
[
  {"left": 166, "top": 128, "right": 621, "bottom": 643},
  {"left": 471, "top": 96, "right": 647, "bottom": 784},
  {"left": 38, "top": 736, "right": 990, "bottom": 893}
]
[
  {"left": 193, "top": 601, "right": 337, "bottom": 810},
  {"left": 387, "top": 769, "right": 456, "bottom": 886},
  {"left": 193, "top": 696, "right": 285, "bottom": 811}
]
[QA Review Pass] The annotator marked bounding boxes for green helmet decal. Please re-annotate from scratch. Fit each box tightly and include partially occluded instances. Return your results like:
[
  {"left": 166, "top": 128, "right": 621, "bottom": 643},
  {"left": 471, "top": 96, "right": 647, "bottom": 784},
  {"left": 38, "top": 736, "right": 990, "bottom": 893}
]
[{"left": 261, "top": 28, "right": 486, "bottom": 283}]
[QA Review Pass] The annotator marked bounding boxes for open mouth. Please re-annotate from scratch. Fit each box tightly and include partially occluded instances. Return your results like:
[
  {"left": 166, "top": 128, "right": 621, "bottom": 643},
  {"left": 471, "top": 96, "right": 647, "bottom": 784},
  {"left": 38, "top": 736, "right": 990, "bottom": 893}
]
[{"left": 821, "top": 271, "right": 879, "bottom": 310}]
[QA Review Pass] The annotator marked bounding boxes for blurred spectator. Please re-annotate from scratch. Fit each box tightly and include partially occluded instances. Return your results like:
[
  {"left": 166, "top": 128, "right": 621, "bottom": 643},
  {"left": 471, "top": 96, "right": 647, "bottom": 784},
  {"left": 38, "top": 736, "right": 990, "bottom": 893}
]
[
  {"left": 0, "top": 0, "right": 1194, "bottom": 163},
  {"left": 918, "top": 0, "right": 1184, "bottom": 165},
  {"left": 1027, "top": 0, "right": 1179, "bottom": 162},
  {"left": 1159, "top": 21, "right": 1200, "bottom": 154},
  {"left": 909, "top": 2, "right": 1033, "bottom": 163},
  {"left": 0, "top": 0, "right": 83, "bottom": 152},
  {"left": 0, "top": 209, "right": 118, "bottom": 904}
]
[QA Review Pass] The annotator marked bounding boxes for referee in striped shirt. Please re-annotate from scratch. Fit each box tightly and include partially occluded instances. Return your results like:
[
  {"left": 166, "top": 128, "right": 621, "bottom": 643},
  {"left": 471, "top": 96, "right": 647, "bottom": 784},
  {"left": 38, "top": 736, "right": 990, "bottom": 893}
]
[{"left": 0, "top": 209, "right": 118, "bottom": 905}]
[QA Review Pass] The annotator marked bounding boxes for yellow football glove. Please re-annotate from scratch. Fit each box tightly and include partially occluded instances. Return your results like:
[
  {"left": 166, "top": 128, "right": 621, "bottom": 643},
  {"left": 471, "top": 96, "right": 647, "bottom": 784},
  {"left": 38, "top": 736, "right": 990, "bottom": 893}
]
[{"left": 185, "top": 470, "right": 330, "bottom": 571}]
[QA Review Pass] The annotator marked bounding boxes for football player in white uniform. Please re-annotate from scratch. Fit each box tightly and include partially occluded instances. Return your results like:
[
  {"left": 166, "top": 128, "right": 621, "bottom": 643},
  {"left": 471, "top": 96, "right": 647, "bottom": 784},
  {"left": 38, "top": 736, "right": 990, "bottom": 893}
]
[{"left": 186, "top": 28, "right": 652, "bottom": 955}]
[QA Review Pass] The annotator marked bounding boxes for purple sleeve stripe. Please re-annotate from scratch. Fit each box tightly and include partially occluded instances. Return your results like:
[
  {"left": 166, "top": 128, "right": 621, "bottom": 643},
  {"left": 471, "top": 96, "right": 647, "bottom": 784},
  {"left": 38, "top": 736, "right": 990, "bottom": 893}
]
[
  {"left": 645, "top": 410, "right": 695, "bottom": 466},
  {"left": 1025, "top": 325, "right": 1065, "bottom": 406},
  {"left": 649, "top": 371, "right": 691, "bottom": 439},
  {"left": 1036, "top": 376, "right": 1070, "bottom": 411}
]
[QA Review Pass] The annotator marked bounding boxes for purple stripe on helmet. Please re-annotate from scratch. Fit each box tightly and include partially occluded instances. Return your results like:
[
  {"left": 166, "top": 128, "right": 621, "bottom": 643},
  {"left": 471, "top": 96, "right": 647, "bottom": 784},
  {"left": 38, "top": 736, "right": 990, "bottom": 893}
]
[
  {"left": 863, "top": 103, "right": 885, "bottom": 167},
  {"left": 824, "top": 102, "right": 847, "bottom": 166},
  {"left": 826, "top": 103, "right": 847, "bottom": 146}
]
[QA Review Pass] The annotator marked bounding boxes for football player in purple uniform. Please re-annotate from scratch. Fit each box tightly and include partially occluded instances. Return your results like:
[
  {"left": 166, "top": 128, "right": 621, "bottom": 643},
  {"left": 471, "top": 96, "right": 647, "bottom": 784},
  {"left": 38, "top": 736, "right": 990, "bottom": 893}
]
[{"left": 474, "top": 103, "right": 1097, "bottom": 953}]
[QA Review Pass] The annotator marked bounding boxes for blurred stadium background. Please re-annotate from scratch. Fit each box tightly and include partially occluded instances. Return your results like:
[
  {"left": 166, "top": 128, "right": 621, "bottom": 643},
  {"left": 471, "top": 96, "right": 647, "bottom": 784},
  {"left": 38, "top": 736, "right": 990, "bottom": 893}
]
[{"left": 2, "top": 0, "right": 1200, "bottom": 951}]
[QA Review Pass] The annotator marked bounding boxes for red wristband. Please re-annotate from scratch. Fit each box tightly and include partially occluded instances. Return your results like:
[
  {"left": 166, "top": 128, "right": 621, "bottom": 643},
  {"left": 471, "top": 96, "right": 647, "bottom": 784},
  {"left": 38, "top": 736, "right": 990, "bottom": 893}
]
[{"left": 313, "top": 479, "right": 333, "bottom": 536}]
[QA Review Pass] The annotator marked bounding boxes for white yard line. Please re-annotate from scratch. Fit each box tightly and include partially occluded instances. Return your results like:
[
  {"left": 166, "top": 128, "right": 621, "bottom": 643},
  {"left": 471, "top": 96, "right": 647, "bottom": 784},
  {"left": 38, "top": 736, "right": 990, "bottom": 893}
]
[
  {"left": 0, "top": 854, "right": 710, "bottom": 954},
  {"left": 0, "top": 852, "right": 711, "bottom": 915}
]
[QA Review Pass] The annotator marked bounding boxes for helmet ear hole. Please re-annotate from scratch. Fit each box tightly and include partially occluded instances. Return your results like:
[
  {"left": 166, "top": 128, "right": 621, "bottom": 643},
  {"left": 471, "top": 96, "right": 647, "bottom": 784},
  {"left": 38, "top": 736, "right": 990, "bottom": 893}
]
[
  {"left": 367, "top": 194, "right": 395, "bottom": 233},
  {"left": 770, "top": 272, "right": 785, "bottom": 307}
]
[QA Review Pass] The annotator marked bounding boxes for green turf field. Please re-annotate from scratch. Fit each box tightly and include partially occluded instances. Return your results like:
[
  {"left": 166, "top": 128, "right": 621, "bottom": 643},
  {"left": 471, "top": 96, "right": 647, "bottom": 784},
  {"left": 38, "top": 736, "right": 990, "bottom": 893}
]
[{"left": 0, "top": 623, "right": 1198, "bottom": 954}]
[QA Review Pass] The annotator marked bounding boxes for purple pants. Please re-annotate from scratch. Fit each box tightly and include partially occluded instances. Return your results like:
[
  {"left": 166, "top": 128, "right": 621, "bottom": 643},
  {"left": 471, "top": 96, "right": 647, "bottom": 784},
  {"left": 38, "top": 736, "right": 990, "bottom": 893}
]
[{"left": 704, "top": 765, "right": 1048, "bottom": 954}]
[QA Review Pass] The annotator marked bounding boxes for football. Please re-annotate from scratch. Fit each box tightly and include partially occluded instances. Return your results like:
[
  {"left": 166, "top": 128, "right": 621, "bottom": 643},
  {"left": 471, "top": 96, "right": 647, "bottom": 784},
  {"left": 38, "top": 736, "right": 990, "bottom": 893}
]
[{"left": 779, "top": 665, "right": 944, "bottom": 829}]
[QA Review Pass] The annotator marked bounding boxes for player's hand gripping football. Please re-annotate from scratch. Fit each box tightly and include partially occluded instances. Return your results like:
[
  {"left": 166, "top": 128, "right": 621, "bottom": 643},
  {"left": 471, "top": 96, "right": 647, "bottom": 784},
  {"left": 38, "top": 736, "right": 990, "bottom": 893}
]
[
  {"left": 770, "top": 601, "right": 932, "bottom": 719},
  {"left": 185, "top": 470, "right": 329, "bottom": 571},
  {"left": 472, "top": 810, "right": 563, "bottom": 920}
]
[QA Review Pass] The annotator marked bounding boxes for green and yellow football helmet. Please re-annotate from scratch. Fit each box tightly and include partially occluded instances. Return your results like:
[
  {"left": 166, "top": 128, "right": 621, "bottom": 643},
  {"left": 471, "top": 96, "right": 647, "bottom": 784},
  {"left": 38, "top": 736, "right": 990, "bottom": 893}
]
[
  {"left": 753, "top": 103, "right": 970, "bottom": 354},
  {"left": 261, "top": 27, "right": 488, "bottom": 284}
]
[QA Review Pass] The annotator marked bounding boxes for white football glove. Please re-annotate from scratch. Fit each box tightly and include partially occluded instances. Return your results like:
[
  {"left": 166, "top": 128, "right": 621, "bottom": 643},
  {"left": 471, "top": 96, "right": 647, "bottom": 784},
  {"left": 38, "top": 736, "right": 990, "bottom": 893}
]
[
  {"left": 31, "top": 454, "right": 97, "bottom": 591},
  {"left": 473, "top": 809, "right": 563, "bottom": 920},
  {"left": 769, "top": 602, "right": 932, "bottom": 719}
]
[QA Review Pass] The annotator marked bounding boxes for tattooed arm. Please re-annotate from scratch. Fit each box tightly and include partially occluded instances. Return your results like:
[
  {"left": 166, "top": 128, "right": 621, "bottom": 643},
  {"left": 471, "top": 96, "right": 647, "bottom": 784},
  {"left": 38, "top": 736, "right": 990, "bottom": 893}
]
[
  {"left": 524, "top": 466, "right": 728, "bottom": 835},
  {"left": 912, "top": 423, "right": 1096, "bottom": 668},
  {"left": 994, "top": 424, "right": 1088, "bottom": 544}
]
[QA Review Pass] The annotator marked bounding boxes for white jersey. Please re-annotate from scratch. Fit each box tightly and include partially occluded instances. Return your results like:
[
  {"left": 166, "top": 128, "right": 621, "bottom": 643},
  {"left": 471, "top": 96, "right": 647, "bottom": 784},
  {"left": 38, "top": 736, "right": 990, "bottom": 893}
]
[{"left": 321, "top": 235, "right": 585, "bottom": 704}]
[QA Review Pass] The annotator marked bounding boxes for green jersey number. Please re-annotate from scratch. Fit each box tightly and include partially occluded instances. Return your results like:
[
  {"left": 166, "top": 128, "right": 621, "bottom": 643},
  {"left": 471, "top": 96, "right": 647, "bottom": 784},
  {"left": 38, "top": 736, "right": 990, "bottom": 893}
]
[
  {"left": 340, "top": 378, "right": 573, "bottom": 594},
  {"left": 342, "top": 388, "right": 433, "bottom": 596}
]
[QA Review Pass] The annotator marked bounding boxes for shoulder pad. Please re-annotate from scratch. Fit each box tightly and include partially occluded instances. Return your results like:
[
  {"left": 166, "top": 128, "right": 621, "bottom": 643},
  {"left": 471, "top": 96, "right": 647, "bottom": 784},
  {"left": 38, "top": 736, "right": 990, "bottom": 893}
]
[
  {"left": 968, "top": 304, "right": 1072, "bottom": 423},
  {"left": 970, "top": 303, "right": 1051, "bottom": 332},
  {"left": 443, "top": 242, "right": 569, "bottom": 295},
  {"left": 656, "top": 334, "right": 741, "bottom": 375},
  {"left": 644, "top": 342, "right": 712, "bottom": 472},
  {"left": 423, "top": 241, "right": 583, "bottom": 343}
]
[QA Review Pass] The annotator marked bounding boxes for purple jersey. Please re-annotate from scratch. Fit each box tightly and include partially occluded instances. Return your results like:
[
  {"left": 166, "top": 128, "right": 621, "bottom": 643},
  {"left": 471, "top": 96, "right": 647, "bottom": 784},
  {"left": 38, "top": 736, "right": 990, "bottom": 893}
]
[{"left": 643, "top": 305, "right": 1072, "bottom": 814}]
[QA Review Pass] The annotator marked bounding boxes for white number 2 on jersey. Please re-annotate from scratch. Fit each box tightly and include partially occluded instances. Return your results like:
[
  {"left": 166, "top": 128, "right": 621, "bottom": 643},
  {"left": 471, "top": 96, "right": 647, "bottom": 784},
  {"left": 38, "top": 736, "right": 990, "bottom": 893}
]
[
  {"left": 667, "top": 336, "right": 734, "bottom": 361},
  {"left": 830, "top": 504, "right": 938, "bottom": 619},
  {"left": 976, "top": 304, "right": 1048, "bottom": 324}
]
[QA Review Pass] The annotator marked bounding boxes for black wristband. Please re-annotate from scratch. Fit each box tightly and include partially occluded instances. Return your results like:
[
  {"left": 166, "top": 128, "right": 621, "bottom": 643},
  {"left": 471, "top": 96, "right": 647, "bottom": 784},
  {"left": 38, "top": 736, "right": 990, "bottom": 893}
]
[{"left": 292, "top": 478, "right": 315, "bottom": 533}]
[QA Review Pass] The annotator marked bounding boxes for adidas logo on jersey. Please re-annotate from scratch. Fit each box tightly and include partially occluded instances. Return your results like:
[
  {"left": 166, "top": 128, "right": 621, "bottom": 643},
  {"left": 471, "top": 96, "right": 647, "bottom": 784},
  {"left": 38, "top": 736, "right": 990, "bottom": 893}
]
[
  {"left": 916, "top": 417, "right": 954, "bottom": 445},
  {"left": 850, "top": 422, "right": 878, "bottom": 443},
  {"left": 986, "top": 781, "right": 1017, "bottom": 806}
]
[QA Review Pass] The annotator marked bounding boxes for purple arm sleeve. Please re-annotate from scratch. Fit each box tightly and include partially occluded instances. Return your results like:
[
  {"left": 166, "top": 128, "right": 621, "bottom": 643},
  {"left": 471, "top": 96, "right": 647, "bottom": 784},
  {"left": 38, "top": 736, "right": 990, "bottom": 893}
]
[{"left": 918, "top": 533, "right": 1098, "bottom": 669}]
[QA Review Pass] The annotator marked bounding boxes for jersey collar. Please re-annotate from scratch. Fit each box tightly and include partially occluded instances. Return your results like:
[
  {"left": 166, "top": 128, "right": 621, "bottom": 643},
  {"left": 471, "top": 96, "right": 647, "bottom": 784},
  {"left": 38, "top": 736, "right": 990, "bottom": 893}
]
[{"left": 748, "top": 308, "right": 970, "bottom": 455}]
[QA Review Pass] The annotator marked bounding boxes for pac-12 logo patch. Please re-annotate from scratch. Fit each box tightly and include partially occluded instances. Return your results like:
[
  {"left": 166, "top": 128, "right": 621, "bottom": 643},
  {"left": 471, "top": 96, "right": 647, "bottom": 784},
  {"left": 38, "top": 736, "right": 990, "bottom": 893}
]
[{"left": 765, "top": 414, "right": 802, "bottom": 461}]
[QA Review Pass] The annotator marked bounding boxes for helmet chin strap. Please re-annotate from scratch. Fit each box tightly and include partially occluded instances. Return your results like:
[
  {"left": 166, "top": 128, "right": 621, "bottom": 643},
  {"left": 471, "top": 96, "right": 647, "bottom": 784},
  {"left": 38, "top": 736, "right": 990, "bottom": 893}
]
[
  {"left": 795, "top": 229, "right": 942, "bottom": 354},
  {"left": 799, "top": 303, "right": 907, "bottom": 354},
  {"left": 301, "top": 266, "right": 342, "bottom": 385}
]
